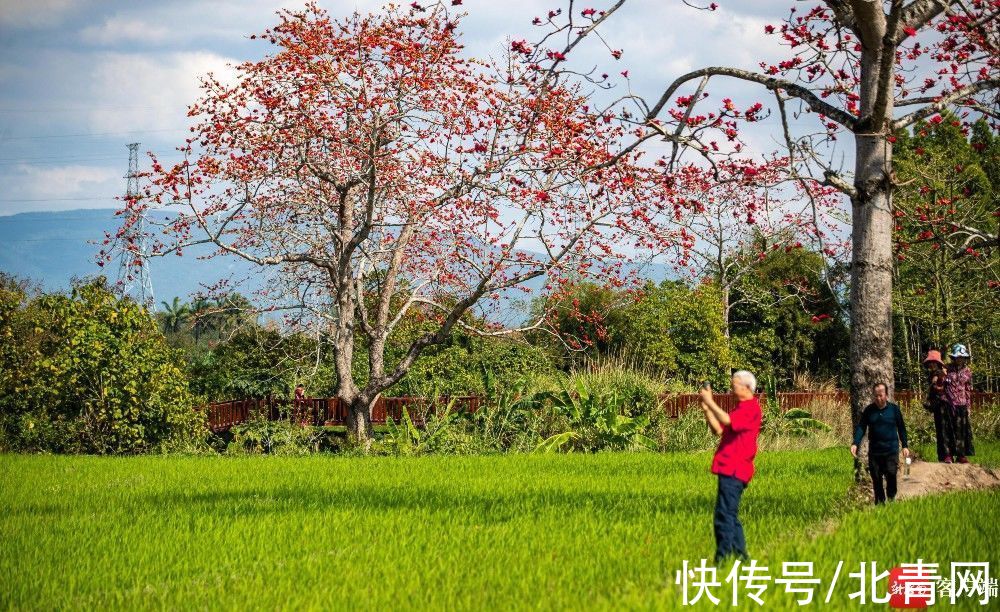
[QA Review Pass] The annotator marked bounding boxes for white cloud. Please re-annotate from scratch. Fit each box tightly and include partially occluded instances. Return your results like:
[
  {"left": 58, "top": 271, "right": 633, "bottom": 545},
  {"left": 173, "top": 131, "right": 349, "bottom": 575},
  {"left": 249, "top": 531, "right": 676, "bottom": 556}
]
[
  {"left": 0, "top": 163, "right": 121, "bottom": 214},
  {"left": 80, "top": 15, "right": 171, "bottom": 45},
  {"left": 0, "top": 0, "right": 81, "bottom": 28},
  {"left": 84, "top": 51, "right": 237, "bottom": 132},
  {"left": 72, "top": 0, "right": 314, "bottom": 47},
  {"left": 9, "top": 163, "right": 119, "bottom": 196}
]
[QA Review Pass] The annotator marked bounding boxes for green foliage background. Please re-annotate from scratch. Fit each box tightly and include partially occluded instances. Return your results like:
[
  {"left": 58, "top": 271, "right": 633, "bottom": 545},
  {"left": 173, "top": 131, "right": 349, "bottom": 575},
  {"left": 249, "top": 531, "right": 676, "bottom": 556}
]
[{"left": 0, "top": 278, "right": 205, "bottom": 454}]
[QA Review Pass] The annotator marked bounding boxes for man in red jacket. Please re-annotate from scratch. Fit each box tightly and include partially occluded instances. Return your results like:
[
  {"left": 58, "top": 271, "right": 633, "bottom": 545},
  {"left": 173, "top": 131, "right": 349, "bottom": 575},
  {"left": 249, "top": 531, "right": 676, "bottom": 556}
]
[{"left": 699, "top": 370, "right": 763, "bottom": 565}]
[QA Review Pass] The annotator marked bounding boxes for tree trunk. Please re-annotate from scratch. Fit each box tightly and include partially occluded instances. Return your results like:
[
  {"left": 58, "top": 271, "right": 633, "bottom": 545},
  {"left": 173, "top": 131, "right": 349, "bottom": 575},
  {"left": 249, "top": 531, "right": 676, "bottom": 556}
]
[
  {"left": 850, "top": 131, "right": 896, "bottom": 480},
  {"left": 721, "top": 283, "right": 731, "bottom": 340},
  {"left": 346, "top": 396, "right": 373, "bottom": 447}
]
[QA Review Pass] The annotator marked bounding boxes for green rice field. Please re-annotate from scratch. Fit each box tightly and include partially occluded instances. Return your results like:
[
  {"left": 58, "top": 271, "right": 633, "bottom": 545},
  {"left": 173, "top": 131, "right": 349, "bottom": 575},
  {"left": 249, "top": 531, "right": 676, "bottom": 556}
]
[{"left": 2, "top": 445, "right": 998, "bottom": 610}]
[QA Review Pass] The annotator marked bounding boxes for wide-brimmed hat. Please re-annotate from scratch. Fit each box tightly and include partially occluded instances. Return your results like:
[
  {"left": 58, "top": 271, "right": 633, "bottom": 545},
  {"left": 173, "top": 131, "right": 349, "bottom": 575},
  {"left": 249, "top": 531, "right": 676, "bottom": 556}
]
[
  {"left": 949, "top": 343, "right": 971, "bottom": 359},
  {"left": 922, "top": 350, "right": 943, "bottom": 365}
]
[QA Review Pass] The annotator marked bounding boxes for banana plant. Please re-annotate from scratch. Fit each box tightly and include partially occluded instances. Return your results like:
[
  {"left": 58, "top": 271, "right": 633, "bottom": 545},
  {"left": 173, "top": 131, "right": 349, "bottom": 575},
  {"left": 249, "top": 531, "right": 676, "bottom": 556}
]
[
  {"left": 534, "top": 431, "right": 578, "bottom": 453},
  {"left": 760, "top": 393, "right": 832, "bottom": 438},
  {"left": 778, "top": 408, "right": 832, "bottom": 437},
  {"left": 384, "top": 397, "right": 460, "bottom": 456},
  {"left": 535, "top": 378, "right": 656, "bottom": 452},
  {"left": 472, "top": 366, "right": 543, "bottom": 449}
]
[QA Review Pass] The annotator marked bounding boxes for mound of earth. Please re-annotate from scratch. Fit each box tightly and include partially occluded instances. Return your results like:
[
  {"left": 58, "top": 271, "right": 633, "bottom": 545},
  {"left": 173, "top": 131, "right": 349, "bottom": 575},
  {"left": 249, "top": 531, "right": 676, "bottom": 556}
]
[{"left": 894, "top": 459, "right": 1000, "bottom": 500}]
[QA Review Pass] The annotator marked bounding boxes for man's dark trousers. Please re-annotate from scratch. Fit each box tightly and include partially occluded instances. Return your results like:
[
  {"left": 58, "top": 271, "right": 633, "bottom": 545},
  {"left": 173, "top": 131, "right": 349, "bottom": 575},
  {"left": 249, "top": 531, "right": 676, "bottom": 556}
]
[
  {"left": 869, "top": 453, "right": 898, "bottom": 504},
  {"left": 714, "top": 474, "right": 748, "bottom": 563}
]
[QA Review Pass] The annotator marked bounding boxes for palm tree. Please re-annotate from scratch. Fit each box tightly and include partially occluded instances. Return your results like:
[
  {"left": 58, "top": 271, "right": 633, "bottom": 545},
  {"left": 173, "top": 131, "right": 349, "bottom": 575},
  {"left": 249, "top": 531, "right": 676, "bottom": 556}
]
[
  {"left": 213, "top": 293, "right": 254, "bottom": 339},
  {"left": 159, "top": 297, "right": 190, "bottom": 334},
  {"left": 190, "top": 297, "right": 215, "bottom": 344}
]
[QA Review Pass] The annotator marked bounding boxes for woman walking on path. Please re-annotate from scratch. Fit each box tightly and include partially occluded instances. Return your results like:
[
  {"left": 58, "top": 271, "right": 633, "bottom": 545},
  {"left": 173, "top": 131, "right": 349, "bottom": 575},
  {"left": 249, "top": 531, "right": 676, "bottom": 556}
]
[
  {"left": 922, "top": 349, "right": 953, "bottom": 462},
  {"left": 944, "top": 344, "right": 975, "bottom": 464}
]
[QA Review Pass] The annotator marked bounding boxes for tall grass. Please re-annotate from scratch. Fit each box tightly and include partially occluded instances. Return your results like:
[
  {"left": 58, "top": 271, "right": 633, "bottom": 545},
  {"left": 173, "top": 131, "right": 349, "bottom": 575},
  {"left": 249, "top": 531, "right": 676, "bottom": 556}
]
[
  {"left": 2, "top": 446, "right": 998, "bottom": 610},
  {"left": 0, "top": 450, "right": 845, "bottom": 610}
]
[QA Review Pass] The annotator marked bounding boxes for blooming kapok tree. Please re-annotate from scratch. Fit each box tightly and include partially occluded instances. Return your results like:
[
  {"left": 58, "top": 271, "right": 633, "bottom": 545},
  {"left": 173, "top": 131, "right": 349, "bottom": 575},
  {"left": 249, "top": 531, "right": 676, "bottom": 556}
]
[
  {"left": 893, "top": 116, "right": 998, "bottom": 267},
  {"left": 541, "top": 1, "right": 999, "bottom": 429},
  {"left": 105, "top": 2, "right": 683, "bottom": 442}
]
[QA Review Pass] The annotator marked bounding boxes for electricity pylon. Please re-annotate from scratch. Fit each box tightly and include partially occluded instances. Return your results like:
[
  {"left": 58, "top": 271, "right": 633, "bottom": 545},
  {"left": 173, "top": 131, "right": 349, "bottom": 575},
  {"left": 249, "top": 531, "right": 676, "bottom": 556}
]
[{"left": 116, "top": 142, "right": 155, "bottom": 308}]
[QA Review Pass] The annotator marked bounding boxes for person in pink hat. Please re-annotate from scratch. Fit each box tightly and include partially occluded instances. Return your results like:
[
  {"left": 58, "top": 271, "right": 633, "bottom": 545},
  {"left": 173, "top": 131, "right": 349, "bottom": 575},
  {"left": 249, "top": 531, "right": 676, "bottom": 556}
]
[{"left": 922, "top": 349, "right": 953, "bottom": 462}]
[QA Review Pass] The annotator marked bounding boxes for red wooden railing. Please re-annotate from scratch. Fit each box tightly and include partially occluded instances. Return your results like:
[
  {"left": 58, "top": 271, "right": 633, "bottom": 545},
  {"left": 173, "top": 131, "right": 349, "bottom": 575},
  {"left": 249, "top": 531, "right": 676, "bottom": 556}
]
[
  {"left": 202, "top": 395, "right": 484, "bottom": 432},
  {"left": 202, "top": 390, "right": 1000, "bottom": 433},
  {"left": 770, "top": 390, "right": 999, "bottom": 412}
]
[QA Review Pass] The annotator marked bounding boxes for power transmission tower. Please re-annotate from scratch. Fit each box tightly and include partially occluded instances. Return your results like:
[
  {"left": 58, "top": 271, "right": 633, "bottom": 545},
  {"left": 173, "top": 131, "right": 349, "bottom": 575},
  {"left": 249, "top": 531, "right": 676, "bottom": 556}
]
[{"left": 116, "top": 142, "right": 155, "bottom": 308}]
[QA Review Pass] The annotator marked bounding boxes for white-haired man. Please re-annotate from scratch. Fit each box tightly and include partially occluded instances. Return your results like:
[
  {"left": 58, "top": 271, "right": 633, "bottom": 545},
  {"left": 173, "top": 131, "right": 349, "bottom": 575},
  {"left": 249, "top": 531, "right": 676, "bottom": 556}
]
[{"left": 698, "top": 370, "right": 762, "bottom": 564}]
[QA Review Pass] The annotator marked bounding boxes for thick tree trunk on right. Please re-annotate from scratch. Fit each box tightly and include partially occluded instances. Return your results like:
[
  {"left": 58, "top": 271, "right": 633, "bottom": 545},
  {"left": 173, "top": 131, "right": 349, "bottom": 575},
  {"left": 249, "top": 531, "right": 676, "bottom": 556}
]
[
  {"left": 849, "top": 132, "right": 896, "bottom": 480},
  {"left": 850, "top": 133, "right": 897, "bottom": 413}
]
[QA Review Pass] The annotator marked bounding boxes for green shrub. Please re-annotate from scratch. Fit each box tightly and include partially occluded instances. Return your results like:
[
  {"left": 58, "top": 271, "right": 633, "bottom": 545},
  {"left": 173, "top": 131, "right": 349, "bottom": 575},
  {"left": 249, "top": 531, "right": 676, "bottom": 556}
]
[
  {"left": 566, "top": 366, "right": 664, "bottom": 417},
  {"left": 228, "top": 417, "right": 322, "bottom": 455},
  {"left": 388, "top": 332, "right": 556, "bottom": 398},
  {"left": 466, "top": 371, "right": 547, "bottom": 453},
  {"left": 186, "top": 328, "right": 328, "bottom": 401},
  {"left": 0, "top": 279, "right": 207, "bottom": 454},
  {"left": 0, "top": 411, "right": 83, "bottom": 454},
  {"left": 971, "top": 403, "right": 1000, "bottom": 440},
  {"left": 532, "top": 280, "right": 733, "bottom": 386},
  {"left": 761, "top": 402, "right": 831, "bottom": 439},
  {"left": 375, "top": 401, "right": 480, "bottom": 456}
]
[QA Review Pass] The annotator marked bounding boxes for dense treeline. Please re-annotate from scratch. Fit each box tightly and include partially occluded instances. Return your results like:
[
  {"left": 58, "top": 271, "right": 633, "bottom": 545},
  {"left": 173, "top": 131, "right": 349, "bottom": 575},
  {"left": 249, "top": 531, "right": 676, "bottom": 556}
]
[
  {"left": 534, "top": 246, "right": 850, "bottom": 391},
  {"left": 146, "top": 241, "right": 849, "bottom": 401},
  {"left": 891, "top": 116, "right": 1000, "bottom": 391}
]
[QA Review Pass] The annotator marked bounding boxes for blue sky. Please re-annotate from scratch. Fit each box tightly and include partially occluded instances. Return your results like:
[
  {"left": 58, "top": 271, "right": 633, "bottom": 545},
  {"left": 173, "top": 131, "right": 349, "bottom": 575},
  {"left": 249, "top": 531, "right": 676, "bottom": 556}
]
[{"left": 0, "top": 0, "right": 805, "bottom": 217}]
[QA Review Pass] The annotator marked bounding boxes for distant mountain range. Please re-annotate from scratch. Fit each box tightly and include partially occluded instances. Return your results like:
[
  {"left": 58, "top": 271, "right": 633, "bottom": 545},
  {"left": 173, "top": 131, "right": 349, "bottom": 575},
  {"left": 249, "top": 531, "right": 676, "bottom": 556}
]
[
  {"left": 0, "top": 209, "right": 678, "bottom": 320},
  {"left": 0, "top": 209, "right": 260, "bottom": 306}
]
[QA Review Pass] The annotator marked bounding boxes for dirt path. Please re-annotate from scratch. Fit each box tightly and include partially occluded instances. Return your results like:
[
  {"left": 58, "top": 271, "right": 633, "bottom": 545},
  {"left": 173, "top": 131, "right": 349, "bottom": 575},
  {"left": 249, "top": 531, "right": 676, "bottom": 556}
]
[{"left": 894, "top": 459, "right": 1000, "bottom": 500}]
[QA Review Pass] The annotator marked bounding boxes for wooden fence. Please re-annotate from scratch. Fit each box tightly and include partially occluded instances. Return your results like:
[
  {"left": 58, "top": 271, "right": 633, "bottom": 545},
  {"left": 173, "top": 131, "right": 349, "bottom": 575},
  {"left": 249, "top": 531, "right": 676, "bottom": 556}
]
[
  {"left": 203, "top": 396, "right": 484, "bottom": 433},
  {"left": 772, "top": 390, "right": 1000, "bottom": 412},
  {"left": 203, "top": 390, "right": 1000, "bottom": 433}
]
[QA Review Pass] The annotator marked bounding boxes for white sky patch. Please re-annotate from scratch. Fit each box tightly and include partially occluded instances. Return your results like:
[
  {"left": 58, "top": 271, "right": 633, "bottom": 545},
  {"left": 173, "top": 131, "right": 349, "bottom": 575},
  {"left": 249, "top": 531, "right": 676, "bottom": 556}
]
[
  {"left": 76, "top": 0, "right": 314, "bottom": 47},
  {"left": 604, "top": 3, "right": 787, "bottom": 77},
  {"left": 80, "top": 15, "right": 172, "bottom": 45},
  {"left": 85, "top": 51, "right": 238, "bottom": 132},
  {"left": 0, "top": 163, "right": 120, "bottom": 214}
]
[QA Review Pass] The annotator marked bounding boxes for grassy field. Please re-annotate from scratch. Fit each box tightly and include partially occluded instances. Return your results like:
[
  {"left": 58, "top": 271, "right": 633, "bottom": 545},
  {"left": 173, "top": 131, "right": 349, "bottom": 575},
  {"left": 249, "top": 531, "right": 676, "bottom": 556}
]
[{"left": 2, "top": 445, "right": 998, "bottom": 610}]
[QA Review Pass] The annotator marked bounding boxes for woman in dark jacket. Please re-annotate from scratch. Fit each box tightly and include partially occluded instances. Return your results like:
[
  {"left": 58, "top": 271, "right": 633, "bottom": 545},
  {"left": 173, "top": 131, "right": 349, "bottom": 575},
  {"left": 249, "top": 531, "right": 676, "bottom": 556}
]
[{"left": 922, "top": 349, "right": 952, "bottom": 462}]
